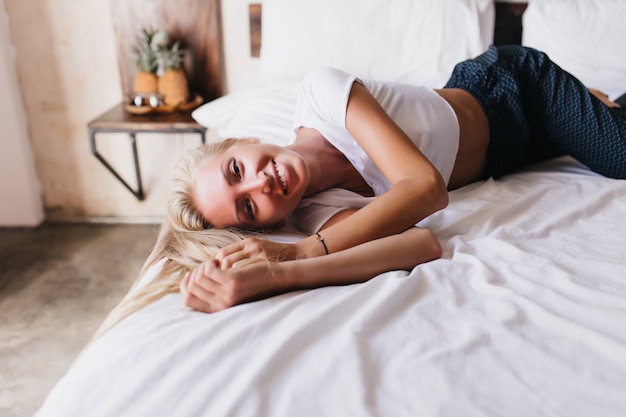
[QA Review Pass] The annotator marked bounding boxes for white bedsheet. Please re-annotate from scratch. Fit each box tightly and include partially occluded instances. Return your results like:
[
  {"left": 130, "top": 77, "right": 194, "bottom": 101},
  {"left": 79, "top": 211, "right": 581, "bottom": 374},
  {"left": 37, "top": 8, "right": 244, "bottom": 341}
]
[{"left": 36, "top": 157, "right": 626, "bottom": 417}]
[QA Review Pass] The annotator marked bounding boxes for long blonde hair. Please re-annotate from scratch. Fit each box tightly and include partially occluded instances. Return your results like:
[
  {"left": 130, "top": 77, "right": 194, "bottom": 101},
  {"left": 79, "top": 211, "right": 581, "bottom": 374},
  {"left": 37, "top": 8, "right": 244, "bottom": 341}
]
[{"left": 94, "top": 139, "right": 259, "bottom": 338}]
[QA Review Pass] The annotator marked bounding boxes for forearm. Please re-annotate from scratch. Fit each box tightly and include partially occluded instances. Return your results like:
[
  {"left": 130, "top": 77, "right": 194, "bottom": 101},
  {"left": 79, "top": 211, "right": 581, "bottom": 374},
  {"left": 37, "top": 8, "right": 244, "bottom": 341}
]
[
  {"left": 295, "top": 181, "right": 448, "bottom": 258},
  {"left": 276, "top": 227, "right": 441, "bottom": 291},
  {"left": 181, "top": 228, "right": 441, "bottom": 314}
]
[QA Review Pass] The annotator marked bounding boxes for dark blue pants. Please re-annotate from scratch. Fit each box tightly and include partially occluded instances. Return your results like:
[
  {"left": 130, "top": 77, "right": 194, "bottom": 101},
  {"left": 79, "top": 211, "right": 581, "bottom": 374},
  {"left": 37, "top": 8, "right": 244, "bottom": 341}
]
[{"left": 444, "top": 45, "right": 626, "bottom": 179}]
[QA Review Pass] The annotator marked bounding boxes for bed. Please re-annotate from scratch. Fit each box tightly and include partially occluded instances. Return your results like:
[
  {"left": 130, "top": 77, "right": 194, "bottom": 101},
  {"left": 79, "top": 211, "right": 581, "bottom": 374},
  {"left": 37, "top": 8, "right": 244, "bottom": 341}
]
[{"left": 36, "top": 1, "right": 626, "bottom": 416}]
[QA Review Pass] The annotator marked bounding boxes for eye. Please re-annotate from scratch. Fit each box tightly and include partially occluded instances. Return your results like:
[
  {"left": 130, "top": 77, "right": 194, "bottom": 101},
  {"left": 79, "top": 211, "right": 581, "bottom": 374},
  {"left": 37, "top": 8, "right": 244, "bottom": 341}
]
[
  {"left": 245, "top": 198, "right": 255, "bottom": 221},
  {"left": 231, "top": 158, "right": 241, "bottom": 179}
]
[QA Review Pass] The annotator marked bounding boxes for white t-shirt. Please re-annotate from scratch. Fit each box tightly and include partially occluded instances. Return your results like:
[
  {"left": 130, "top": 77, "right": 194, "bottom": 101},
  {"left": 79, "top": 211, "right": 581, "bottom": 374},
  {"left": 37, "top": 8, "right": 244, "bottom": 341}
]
[{"left": 289, "top": 67, "right": 460, "bottom": 233}]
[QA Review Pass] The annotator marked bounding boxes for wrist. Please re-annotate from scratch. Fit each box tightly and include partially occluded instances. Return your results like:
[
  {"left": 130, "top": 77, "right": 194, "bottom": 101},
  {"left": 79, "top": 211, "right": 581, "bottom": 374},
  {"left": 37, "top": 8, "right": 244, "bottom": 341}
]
[
  {"left": 269, "top": 259, "right": 300, "bottom": 292},
  {"left": 294, "top": 234, "right": 328, "bottom": 259},
  {"left": 315, "top": 232, "right": 329, "bottom": 255}
]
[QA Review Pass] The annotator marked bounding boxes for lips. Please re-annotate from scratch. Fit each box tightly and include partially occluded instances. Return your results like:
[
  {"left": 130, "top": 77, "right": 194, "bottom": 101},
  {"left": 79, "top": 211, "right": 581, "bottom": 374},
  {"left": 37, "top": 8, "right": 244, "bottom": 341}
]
[{"left": 273, "top": 160, "right": 288, "bottom": 195}]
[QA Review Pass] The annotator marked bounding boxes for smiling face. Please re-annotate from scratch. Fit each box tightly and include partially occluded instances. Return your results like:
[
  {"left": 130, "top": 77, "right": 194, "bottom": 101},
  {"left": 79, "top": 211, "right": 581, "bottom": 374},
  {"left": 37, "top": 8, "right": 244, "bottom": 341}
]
[{"left": 193, "top": 141, "right": 309, "bottom": 229}]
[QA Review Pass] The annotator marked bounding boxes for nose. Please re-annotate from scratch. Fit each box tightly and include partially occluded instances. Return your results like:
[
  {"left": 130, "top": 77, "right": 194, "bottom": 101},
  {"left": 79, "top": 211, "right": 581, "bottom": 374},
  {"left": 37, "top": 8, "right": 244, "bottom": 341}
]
[{"left": 243, "top": 172, "right": 272, "bottom": 194}]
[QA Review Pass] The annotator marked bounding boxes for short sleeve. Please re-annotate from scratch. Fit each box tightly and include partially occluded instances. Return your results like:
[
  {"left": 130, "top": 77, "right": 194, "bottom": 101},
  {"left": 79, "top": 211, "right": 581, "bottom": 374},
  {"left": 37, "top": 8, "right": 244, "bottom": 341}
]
[
  {"left": 289, "top": 188, "right": 373, "bottom": 234},
  {"left": 293, "top": 67, "right": 358, "bottom": 132}
]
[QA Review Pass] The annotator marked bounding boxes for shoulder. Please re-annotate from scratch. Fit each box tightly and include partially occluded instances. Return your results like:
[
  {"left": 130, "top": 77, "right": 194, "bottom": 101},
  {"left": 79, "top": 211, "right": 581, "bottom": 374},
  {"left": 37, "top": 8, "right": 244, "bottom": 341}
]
[
  {"left": 296, "top": 67, "right": 360, "bottom": 128},
  {"left": 297, "top": 67, "right": 360, "bottom": 107},
  {"left": 300, "top": 67, "right": 356, "bottom": 89}
]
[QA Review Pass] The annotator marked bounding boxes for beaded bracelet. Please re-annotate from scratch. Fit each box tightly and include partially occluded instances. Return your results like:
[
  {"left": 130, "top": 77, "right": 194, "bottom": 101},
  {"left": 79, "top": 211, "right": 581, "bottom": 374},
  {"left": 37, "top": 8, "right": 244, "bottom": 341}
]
[{"left": 315, "top": 232, "right": 329, "bottom": 255}]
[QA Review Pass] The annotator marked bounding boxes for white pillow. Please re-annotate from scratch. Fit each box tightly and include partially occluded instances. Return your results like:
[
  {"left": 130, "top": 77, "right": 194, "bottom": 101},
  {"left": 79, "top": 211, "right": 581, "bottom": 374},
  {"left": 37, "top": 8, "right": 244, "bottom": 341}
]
[
  {"left": 260, "top": 0, "right": 494, "bottom": 88},
  {"left": 219, "top": 83, "right": 298, "bottom": 146},
  {"left": 522, "top": 0, "right": 626, "bottom": 100},
  {"left": 191, "top": 83, "right": 288, "bottom": 131},
  {"left": 192, "top": 82, "right": 298, "bottom": 146}
]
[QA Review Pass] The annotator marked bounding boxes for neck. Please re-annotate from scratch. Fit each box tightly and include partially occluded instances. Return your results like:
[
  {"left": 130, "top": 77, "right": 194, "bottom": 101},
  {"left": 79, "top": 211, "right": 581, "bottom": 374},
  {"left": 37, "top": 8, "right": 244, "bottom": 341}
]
[
  {"left": 290, "top": 128, "right": 371, "bottom": 197},
  {"left": 288, "top": 128, "right": 353, "bottom": 197}
]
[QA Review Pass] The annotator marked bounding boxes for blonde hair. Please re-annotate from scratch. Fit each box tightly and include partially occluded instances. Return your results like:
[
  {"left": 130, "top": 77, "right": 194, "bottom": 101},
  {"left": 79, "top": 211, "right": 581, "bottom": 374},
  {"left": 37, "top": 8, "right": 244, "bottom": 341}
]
[
  {"left": 94, "top": 139, "right": 260, "bottom": 338},
  {"left": 167, "top": 137, "right": 252, "bottom": 231}
]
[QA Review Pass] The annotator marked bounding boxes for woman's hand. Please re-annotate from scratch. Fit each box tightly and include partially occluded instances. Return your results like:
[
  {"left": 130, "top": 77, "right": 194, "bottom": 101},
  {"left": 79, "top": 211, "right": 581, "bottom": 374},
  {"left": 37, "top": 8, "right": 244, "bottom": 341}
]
[
  {"left": 180, "top": 227, "right": 442, "bottom": 314},
  {"left": 180, "top": 257, "right": 281, "bottom": 313},
  {"left": 215, "top": 237, "right": 298, "bottom": 268}
]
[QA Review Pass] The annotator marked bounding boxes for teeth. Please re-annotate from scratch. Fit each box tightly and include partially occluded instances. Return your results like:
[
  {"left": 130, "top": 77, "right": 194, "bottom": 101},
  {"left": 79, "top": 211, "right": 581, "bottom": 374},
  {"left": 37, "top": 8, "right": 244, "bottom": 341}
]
[{"left": 274, "top": 161, "right": 288, "bottom": 194}]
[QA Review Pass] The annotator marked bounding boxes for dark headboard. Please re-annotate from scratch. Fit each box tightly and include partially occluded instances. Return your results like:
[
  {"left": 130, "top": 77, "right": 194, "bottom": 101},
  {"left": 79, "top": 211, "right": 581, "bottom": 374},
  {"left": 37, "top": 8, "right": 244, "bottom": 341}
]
[
  {"left": 494, "top": 1, "right": 529, "bottom": 45},
  {"left": 248, "top": 1, "right": 528, "bottom": 58}
]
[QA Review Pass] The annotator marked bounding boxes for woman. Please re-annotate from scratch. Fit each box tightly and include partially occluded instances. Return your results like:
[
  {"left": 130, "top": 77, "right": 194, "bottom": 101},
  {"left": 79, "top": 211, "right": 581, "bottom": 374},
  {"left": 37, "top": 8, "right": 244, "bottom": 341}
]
[{"left": 97, "top": 46, "right": 625, "bottom": 334}]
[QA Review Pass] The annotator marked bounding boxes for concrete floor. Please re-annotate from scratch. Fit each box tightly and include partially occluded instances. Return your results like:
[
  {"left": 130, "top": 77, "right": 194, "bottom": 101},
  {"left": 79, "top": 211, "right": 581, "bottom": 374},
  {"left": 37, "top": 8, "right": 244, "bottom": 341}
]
[{"left": 0, "top": 222, "right": 158, "bottom": 417}]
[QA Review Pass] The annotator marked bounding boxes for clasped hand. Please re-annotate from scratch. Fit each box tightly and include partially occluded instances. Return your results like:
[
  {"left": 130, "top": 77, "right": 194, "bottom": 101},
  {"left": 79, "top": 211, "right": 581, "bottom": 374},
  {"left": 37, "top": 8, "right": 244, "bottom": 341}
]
[
  {"left": 216, "top": 237, "right": 298, "bottom": 267},
  {"left": 180, "top": 238, "right": 294, "bottom": 313}
]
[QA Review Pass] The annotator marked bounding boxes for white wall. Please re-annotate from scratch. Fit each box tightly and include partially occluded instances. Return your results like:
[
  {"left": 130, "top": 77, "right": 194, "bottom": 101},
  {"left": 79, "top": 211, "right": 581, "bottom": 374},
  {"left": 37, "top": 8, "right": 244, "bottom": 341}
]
[
  {"left": 222, "top": 0, "right": 263, "bottom": 92},
  {"left": 0, "top": 0, "right": 44, "bottom": 226}
]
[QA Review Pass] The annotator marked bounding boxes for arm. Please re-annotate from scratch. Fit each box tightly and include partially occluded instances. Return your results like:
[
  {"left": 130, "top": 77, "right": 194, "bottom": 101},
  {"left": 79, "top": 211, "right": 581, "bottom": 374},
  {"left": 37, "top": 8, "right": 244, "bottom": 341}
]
[
  {"left": 216, "top": 79, "right": 449, "bottom": 267},
  {"left": 294, "top": 82, "right": 449, "bottom": 257},
  {"left": 180, "top": 227, "right": 441, "bottom": 313}
]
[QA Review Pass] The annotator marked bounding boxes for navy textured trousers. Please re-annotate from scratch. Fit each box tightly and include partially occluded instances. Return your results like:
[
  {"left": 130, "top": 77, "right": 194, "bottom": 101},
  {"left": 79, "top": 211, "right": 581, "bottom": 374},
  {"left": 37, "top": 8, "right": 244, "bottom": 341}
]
[{"left": 445, "top": 45, "right": 626, "bottom": 179}]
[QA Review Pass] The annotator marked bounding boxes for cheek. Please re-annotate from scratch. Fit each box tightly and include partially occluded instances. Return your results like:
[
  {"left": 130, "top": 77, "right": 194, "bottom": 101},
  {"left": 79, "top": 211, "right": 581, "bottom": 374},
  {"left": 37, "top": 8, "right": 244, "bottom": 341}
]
[
  {"left": 257, "top": 198, "right": 294, "bottom": 225},
  {"left": 267, "top": 200, "right": 289, "bottom": 218}
]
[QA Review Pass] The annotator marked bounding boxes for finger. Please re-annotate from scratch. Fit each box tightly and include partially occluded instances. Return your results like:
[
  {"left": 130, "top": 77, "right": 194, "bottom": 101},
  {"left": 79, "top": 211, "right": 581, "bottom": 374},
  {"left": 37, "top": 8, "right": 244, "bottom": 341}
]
[
  {"left": 180, "top": 273, "right": 211, "bottom": 312},
  {"left": 182, "top": 288, "right": 215, "bottom": 313},
  {"left": 215, "top": 240, "right": 247, "bottom": 262},
  {"left": 179, "top": 272, "right": 190, "bottom": 296},
  {"left": 186, "top": 261, "right": 221, "bottom": 291},
  {"left": 188, "top": 264, "right": 221, "bottom": 297},
  {"left": 183, "top": 269, "right": 223, "bottom": 313},
  {"left": 219, "top": 251, "right": 252, "bottom": 270}
]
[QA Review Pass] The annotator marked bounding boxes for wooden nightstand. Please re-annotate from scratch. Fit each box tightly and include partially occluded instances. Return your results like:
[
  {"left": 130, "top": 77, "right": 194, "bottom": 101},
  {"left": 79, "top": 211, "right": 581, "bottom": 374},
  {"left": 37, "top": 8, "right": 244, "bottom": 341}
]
[{"left": 88, "top": 103, "right": 206, "bottom": 200}]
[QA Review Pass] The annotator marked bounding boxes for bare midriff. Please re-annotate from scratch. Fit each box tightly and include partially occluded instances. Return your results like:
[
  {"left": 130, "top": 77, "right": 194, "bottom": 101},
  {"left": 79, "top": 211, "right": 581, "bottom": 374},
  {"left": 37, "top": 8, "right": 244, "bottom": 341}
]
[{"left": 435, "top": 88, "right": 490, "bottom": 190}]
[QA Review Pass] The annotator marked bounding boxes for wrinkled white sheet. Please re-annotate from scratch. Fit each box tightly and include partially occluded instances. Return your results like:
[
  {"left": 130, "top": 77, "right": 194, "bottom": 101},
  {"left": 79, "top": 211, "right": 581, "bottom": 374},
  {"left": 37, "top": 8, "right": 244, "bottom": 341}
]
[{"left": 36, "top": 157, "right": 626, "bottom": 417}]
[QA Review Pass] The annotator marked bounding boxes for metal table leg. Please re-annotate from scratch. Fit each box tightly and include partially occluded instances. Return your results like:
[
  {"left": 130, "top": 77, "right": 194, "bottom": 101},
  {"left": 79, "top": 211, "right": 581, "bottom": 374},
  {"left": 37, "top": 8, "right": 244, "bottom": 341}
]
[
  {"left": 89, "top": 130, "right": 145, "bottom": 200},
  {"left": 89, "top": 128, "right": 206, "bottom": 201}
]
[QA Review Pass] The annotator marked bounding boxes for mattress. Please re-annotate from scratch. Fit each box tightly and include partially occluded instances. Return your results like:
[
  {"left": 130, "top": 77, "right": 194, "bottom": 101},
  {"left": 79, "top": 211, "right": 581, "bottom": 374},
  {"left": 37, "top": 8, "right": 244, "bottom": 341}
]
[{"left": 36, "top": 156, "right": 626, "bottom": 417}]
